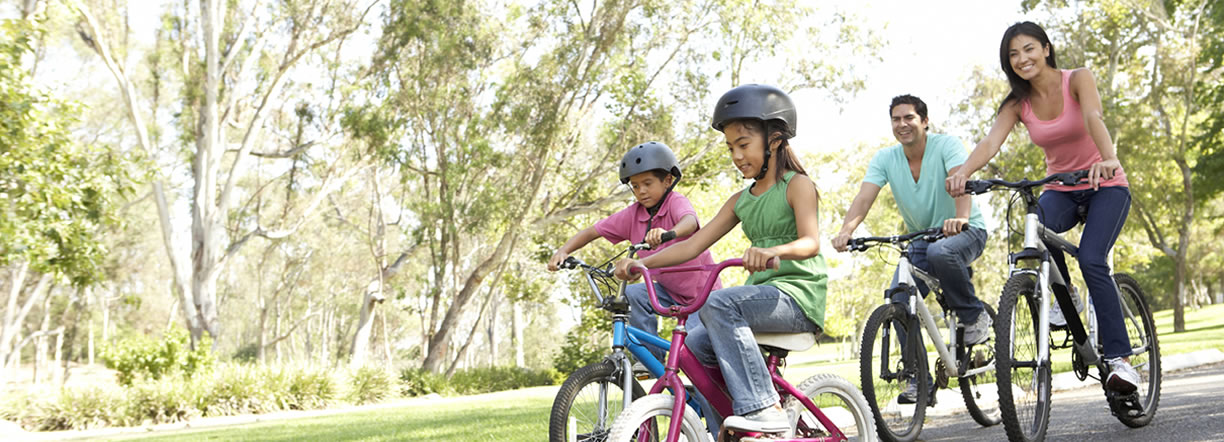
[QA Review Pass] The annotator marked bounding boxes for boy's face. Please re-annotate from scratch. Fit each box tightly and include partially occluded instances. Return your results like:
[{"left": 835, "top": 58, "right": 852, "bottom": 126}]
[{"left": 628, "top": 171, "right": 673, "bottom": 208}]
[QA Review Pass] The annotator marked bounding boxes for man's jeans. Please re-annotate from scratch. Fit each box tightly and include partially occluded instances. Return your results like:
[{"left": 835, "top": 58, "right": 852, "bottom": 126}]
[
  {"left": 888, "top": 226, "right": 988, "bottom": 324},
  {"left": 685, "top": 285, "right": 820, "bottom": 416}
]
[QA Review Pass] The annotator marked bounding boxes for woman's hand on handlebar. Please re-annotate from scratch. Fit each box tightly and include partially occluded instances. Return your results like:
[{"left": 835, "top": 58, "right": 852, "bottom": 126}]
[
  {"left": 613, "top": 258, "right": 644, "bottom": 281},
  {"left": 547, "top": 250, "right": 569, "bottom": 271},
  {"left": 946, "top": 171, "right": 970, "bottom": 198},
  {"left": 742, "top": 247, "right": 780, "bottom": 273},
  {"left": 1089, "top": 159, "right": 1121, "bottom": 190}
]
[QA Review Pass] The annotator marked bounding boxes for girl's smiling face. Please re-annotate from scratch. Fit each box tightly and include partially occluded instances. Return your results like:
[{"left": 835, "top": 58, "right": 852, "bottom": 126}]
[{"left": 723, "top": 121, "right": 771, "bottom": 179}]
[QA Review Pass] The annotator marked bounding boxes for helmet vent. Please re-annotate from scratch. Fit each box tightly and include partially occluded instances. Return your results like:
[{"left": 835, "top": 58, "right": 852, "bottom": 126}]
[
  {"left": 635, "top": 158, "right": 641, "bottom": 164},
  {"left": 724, "top": 100, "right": 738, "bottom": 106}
]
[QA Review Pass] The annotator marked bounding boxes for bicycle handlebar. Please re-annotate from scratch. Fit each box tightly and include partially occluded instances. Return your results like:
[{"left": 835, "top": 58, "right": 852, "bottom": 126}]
[
  {"left": 847, "top": 226, "right": 955, "bottom": 252},
  {"left": 964, "top": 169, "right": 1090, "bottom": 195},
  {"left": 628, "top": 257, "right": 778, "bottom": 318},
  {"left": 558, "top": 231, "right": 679, "bottom": 270}
]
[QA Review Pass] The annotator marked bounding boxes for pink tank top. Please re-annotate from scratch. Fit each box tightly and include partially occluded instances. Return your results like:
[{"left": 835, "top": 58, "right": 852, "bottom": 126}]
[{"left": 1020, "top": 69, "right": 1128, "bottom": 191}]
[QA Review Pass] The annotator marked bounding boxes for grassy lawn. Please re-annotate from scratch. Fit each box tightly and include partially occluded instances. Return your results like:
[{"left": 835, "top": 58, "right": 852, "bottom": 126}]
[{"left": 104, "top": 304, "right": 1224, "bottom": 442}]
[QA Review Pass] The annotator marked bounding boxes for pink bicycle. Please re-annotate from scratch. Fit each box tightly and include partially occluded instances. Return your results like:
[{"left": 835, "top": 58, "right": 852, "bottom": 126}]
[{"left": 607, "top": 259, "right": 877, "bottom": 442}]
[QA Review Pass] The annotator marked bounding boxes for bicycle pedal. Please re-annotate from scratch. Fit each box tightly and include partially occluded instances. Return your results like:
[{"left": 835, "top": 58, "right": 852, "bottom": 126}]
[{"left": 1106, "top": 391, "right": 1145, "bottom": 418}]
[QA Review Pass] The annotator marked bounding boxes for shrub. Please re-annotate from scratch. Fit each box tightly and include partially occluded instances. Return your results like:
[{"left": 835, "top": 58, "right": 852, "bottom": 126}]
[
  {"left": 448, "top": 366, "right": 556, "bottom": 395},
  {"left": 100, "top": 328, "right": 214, "bottom": 385},
  {"left": 347, "top": 365, "right": 395, "bottom": 405},
  {"left": 551, "top": 330, "right": 605, "bottom": 376},
  {"left": 125, "top": 378, "right": 201, "bottom": 425},
  {"left": 198, "top": 364, "right": 277, "bottom": 416},
  {"left": 284, "top": 366, "right": 336, "bottom": 410},
  {"left": 399, "top": 368, "right": 450, "bottom": 397}
]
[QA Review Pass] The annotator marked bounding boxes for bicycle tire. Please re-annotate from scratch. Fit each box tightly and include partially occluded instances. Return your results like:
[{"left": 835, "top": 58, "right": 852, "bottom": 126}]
[
  {"left": 995, "top": 273, "right": 1051, "bottom": 442},
  {"left": 606, "top": 393, "right": 706, "bottom": 442},
  {"left": 550, "top": 360, "right": 647, "bottom": 442},
  {"left": 960, "top": 304, "right": 1002, "bottom": 427},
  {"left": 1111, "top": 273, "right": 1161, "bottom": 428},
  {"left": 784, "top": 373, "right": 877, "bottom": 441},
  {"left": 860, "top": 303, "right": 927, "bottom": 441}
]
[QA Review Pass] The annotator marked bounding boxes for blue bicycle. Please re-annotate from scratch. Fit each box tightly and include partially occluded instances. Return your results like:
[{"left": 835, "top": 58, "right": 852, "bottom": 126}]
[{"left": 548, "top": 234, "right": 709, "bottom": 442}]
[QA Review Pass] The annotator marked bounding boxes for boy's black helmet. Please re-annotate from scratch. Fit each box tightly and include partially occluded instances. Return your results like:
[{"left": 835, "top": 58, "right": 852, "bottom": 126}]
[
  {"left": 710, "top": 84, "right": 797, "bottom": 138},
  {"left": 619, "top": 141, "right": 682, "bottom": 184}
]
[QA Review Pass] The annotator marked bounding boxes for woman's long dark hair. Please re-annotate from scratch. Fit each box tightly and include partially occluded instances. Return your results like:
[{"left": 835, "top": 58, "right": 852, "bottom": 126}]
[{"left": 998, "top": 21, "right": 1058, "bottom": 113}]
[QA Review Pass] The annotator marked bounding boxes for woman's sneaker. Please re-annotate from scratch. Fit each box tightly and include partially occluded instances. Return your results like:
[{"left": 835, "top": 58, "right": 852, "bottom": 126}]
[
  {"left": 723, "top": 406, "right": 790, "bottom": 434},
  {"left": 1049, "top": 286, "right": 1084, "bottom": 328},
  {"left": 1105, "top": 358, "right": 1140, "bottom": 394}
]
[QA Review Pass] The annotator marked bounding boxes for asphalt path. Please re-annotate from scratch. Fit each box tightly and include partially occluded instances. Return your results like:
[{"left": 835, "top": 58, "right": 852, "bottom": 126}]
[{"left": 915, "top": 362, "right": 1224, "bottom": 441}]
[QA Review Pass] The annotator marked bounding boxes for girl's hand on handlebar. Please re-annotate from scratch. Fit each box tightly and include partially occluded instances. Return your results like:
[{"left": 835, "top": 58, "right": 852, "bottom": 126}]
[
  {"left": 1089, "top": 159, "right": 1120, "bottom": 190},
  {"left": 547, "top": 250, "right": 569, "bottom": 271},
  {"left": 613, "top": 258, "right": 644, "bottom": 281},
  {"left": 742, "top": 247, "right": 780, "bottom": 273},
  {"left": 946, "top": 171, "right": 969, "bottom": 198},
  {"left": 644, "top": 228, "right": 669, "bottom": 248}
]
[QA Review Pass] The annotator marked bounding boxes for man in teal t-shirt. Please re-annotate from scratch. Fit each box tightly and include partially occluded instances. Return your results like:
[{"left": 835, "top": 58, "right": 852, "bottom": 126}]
[{"left": 832, "top": 94, "right": 990, "bottom": 341}]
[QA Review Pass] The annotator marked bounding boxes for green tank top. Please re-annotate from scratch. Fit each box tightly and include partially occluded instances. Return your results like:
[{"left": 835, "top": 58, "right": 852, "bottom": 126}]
[{"left": 734, "top": 171, "right": 829, "bottom": 330}]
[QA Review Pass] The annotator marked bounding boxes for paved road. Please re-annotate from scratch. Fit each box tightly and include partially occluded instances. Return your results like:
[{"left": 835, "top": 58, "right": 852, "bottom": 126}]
[{"left": 916, "top": 362, "right": 1224, "bottom": 441}]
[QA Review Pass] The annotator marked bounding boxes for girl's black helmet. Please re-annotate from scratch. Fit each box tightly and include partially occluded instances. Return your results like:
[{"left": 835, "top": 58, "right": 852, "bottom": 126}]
[
  {"left": 619, "top": 141, "right": 682, "bottom": 184},
  {"left": 710, "top": 84, "right": 797, "bottom": 138}
]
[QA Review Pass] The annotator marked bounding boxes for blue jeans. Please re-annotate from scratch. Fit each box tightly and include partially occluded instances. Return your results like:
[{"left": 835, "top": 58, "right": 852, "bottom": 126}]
[
  {"left": 625, "top": 282, "right": 701, "bottom": 361},
  {"left": 1038, "top": 186, "right": 1132, "bottom": 359},
  {"left": 889, "top": 226, "right": 989, "bottom": 324},
  {"left": 686, "top": 285, "right": 820, "bottom": 416}
]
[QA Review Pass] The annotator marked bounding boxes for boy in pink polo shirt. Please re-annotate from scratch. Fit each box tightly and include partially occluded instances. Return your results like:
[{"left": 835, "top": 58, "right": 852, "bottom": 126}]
[{"left": 548, "top": 141, "right": 722, "bottom": 361}]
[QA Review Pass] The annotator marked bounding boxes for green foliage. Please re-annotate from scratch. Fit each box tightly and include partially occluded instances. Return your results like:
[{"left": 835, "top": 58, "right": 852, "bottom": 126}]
[
  {"left": 99, "top": 328, "right": 215, "bottom": 386},
  {"left": 550, "top": 326, "right": 607, "bottom": 377},
  {"left": 284, "top": 367, "right": 337, "bottom": 410},
  {"left": 399, "top": 368, "right": 451, "bottom": 397},
  {"left": 346, "top": 365, "right": 396, "bottom": 405},
  {"left": 447, "top": 366, "right": 556, "bottom": 395},
  {"left": 231, "top": 342, "right": 259, "bottom": 364},
  {"left": 125, "top": 378, "right": 202, "bottom": 425}
]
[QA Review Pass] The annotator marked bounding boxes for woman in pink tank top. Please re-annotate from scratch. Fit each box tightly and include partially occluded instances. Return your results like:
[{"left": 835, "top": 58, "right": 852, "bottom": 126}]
[{"left": 944, "top": 22, "right": 1142, "bottom": 398}]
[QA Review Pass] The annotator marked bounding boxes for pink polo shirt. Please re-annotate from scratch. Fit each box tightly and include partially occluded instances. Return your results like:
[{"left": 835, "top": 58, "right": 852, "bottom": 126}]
[{"left": 594, "top": 192, "right": 722, "bottom": 305}]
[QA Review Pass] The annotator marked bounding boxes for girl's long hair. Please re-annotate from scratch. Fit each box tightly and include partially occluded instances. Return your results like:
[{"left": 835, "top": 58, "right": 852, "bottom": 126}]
[{"left": 998, "top": 21, "right": 1058, "bottom": 113}]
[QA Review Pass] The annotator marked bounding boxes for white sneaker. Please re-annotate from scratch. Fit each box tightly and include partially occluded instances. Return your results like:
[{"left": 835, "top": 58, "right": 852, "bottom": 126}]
[
  {"left": 723, "top": 406, "right": 790, "bottom": 434},
  {"left": 1106, "top": 358, "right": 1140, "bottom": 394},
  {"left": 1049, "top": 286, "right": 1084, "bottom": 328},
  {"left": 963, "top": 313, "right": 992, "bottom": 345}
]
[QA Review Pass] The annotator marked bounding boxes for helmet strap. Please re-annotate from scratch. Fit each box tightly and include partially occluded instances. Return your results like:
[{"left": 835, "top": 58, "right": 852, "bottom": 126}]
[{"left": 753, "top": 133, "right": 776, "bottom": 181}]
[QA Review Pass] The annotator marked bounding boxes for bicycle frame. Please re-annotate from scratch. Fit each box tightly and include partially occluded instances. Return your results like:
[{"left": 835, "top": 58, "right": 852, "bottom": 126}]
[
  {"left": 634, "top": 260, "right": 847, "bottom": 442},
  {"left": 890, "top": 255, "right": 994, "bottom": 380}
]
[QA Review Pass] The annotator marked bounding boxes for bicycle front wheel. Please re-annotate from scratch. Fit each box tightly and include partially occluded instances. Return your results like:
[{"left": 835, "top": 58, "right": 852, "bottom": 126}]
[
  {"left": 995, "top": 273, "right": 1051, "bottom": 442},
  {"left": 785, "top": 373, "right": 877, "bottom": 441},
  {"left": 960, "top": 304, "right": 1002, "bottom": 427},
  {"left": 606, "top": 394, "right": 706, "bottom": 442},
  {"left": 550, "top": 360, "right": 646, "bottom": 442},
  {"left": 860, "top": 302, "right": 927, "bottom": 442},
  {"left": 1112, "top": 273, "right": 1161, "bottom": 427}
]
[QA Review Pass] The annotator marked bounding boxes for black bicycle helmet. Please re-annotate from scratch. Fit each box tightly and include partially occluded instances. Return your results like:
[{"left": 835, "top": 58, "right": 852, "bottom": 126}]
[
  {"left": 710, "top": 84, "right": 797, "bottom": 138},
  {"left": 619, "top": 141, "right": 682, "bottom": 184}
]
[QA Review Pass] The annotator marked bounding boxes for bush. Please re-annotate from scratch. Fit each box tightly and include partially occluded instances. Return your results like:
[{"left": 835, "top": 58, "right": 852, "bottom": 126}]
[
  {"left": 198, "top": 364, "right": 278, "bottom": 416},
  {"left": 399, "top": 368, "right": 450, "bottom": 397},
  {"left": 448, "top": 366, "right": 556, "bottom": 395},
  {"left": 284, "top": 366, "right": 336, "bottom": 410},
  {"left": 125, "top": 378, "right": 201, "bottom": 425},
  {"left": 551, "top": 330, "right": 605, "bottom": 376},
  {"left": 347, "top": 365, "right": 395, "bottom": 405},
  {"left": 100, "top": 328, "right": 214, "bottom": 385}
]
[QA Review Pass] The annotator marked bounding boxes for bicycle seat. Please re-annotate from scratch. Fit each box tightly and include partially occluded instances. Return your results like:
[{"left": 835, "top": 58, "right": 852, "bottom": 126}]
[{"left": 755, "top": 332, "right": 817, "bottom": 352}]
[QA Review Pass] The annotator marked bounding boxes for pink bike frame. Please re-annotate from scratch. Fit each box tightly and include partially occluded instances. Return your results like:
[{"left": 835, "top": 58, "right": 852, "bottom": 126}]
[{"left": 631, "top": 260, "right": 846, "bottom": 442}]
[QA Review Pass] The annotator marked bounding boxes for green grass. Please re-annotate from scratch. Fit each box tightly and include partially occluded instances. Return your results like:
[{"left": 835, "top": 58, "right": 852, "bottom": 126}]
[{"left": 104, "top": 304, "right": 1224, "bottom": 442}]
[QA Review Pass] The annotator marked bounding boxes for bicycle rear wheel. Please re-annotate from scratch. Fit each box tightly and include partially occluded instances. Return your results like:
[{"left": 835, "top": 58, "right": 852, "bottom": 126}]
[
  {"left": 859, "top": 303, "right": 927, "bottom": 441},
  {"left": 550, "top": 360, "right": 646, "bottom": 442},
  {"left": 1112, "top": 273, "right": 1161, "bottom": 427},
  {"left": 995, "top": 273, "right": 1051, "bottom": 442},
  {"left": 960, "top": 304, "right": 1002, "bottom": 427}
]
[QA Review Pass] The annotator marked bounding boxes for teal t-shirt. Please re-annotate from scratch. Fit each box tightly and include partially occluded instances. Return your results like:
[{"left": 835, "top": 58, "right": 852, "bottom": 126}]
[{"left": 862, "top": 133, "right": 986, "bottom": 233}]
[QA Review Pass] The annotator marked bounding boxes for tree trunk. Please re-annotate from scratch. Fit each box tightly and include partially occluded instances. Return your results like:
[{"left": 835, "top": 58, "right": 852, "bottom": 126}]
[
  {"left": 1174, "top": 256, "right": 1187, "bottom": 332},
  {"left": 512, "top": 299, "right": 524, "bottom": 368},
  {"left": 350, "top": 280, "right": 384, "bottom": 366}
]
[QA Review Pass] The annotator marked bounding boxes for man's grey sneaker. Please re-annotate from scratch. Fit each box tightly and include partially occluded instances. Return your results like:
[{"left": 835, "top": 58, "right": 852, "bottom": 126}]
[
  {"left": 723, "top": 405, "right": 790, "bottom": 434},
  {"left": 1049, "top": 285, "right": 1084, "bottom": 328},
  {"left": 896, "top": 377, "right": 937, "bottom": 407},
  {"left": 963, "top": 312, "right": 992, "bottom": 346},
  {"left": 1105, "top": 357, "right": 1140, "bottom": 394},
  {"left": 631, "top": 361, "right": 653, "bottom": 379}
]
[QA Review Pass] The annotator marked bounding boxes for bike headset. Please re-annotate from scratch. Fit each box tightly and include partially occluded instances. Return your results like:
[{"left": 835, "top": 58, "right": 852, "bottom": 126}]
[
  {"left": 710, "top": 84, "right": 798, "bottom": 181},
  {"left": 618, "top": 141, "right": 682, "bottom": 245}
]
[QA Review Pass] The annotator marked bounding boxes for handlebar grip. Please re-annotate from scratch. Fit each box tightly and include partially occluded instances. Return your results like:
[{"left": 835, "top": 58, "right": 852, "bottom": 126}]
[
  {"left": 1061, "top": 169, "right": 1091, "bottom": 185},
  {"left": 965, "top": 180, "right": 993, "bottom": 195},
  {"left": 560, "top": 256, "right": 580, "bottom": 269},
  {"left": 660, "top": 230, "right": 677, "bottom": 243}
]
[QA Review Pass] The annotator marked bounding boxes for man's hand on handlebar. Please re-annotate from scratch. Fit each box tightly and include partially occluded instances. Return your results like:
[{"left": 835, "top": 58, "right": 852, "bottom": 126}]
[{"left": 942, "top": 218, "right": 968, "bottom": 237}]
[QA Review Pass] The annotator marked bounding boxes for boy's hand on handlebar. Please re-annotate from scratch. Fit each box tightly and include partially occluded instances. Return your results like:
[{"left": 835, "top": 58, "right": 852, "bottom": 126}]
[
  {"left": 644, "top": 228, "right": 670, "bottom": 248},
  {"left": 742, "top": 247, "right": 780, "bottom": 273},
  {"left": 832, "top": 232, "right": 852, "bottom": 253},
  {"left": 1089, "top": 159, "right": 1120, "bottom": 190},
  {"left": 942, "top": 218, "right": 968, "bottom": 237},
  {"left": 547, "top": 250, "right": 569, "bottom": 271},
  {"left": 613, "top": 258, "right": 644, "bottom": 281},
  {"left": 946, "top": 171, "right": 969, "bottom": 198}
]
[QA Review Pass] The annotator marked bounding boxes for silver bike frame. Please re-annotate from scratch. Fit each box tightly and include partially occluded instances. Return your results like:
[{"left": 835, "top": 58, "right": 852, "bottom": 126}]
[{"left": 894, "top": 253, "right": 995, "bottom": 379}]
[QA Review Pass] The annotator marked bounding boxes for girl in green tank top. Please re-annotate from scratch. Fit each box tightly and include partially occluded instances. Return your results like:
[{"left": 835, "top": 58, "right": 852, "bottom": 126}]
[{"left": 613, "top": 84, "right": 827, "bottom": 433}]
